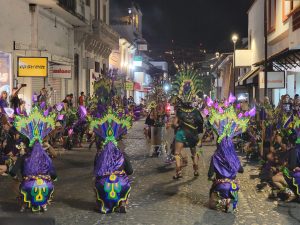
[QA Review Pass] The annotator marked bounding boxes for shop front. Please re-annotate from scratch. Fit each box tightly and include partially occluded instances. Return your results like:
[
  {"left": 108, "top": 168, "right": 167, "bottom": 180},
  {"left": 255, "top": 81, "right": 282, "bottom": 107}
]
[
  {"left": 134, "top": 81, "right": 144, "bottom": 104},
  {"left": 49, "top": 63, "right": 72, "bottom": 104}
]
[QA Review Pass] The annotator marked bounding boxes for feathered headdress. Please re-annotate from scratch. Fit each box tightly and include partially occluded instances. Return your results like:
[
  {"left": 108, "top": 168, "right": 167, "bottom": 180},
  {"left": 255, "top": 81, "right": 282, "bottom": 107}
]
[
  {"left": 172, "top": 65, "right": 202, "bottom": 103},
  {"left": 92, "top": 77, "right": 113, "bottom": 117},
  {"left": 147, "top": 101, "right": 157, "bottom": 110},
  {"left": 204, "top": 93, "right": 256, "bottom": 143},
  {"left": 90, "top": 108, "right": 132, "bottom": 177},
  {"left": 14, "top": 107, "right": 56, "bottom": 147},
  {"left": 14, "top": 107, "right": 56, "bottom": 176}
]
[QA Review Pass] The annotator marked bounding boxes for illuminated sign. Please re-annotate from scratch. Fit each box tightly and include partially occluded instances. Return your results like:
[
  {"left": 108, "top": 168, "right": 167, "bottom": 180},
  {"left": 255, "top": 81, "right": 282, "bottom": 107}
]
[
  {"left": 133, "top": 56, "right": 143, "bottom": 67},
  {"left": 17, "top": 57, "right": 48, "bottom": 77},
  {"left": 125, "top": 81, "right": 134, "bottom": 91}
]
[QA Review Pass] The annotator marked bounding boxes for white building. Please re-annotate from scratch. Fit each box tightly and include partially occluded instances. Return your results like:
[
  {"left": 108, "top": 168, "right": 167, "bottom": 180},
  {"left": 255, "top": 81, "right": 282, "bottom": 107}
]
[
  {"left": 109, "top": 37, "right": 136, "bottom": 97},
  {"left": 236, "top": 0, "right": 300, "bottom": 105},
  {"left": 0, "top": 0, "right": 118, "bottom": 107},
  {"left": 110, "top": 0, "right": 150, "bottom": 103}
]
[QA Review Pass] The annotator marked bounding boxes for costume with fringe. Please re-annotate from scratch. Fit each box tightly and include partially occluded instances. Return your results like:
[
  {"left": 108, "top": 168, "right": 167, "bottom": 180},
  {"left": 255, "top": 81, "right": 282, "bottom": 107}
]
[
  {"left": 206, "top": 94, "right": 255, "bottom": 212},
  {"left": 14, "top": 107, "right": 57, "bottom": 212},
  {"left": 172, "top": 66, "right": 203, "bottom": 148},
  {"left": 90, "top": 108, "right": 132, "bottom": 213}
]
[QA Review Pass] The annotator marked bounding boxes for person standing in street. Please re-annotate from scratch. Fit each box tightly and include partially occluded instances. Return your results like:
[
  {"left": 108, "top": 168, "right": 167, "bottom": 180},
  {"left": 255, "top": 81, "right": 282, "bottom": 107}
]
[
  {"left": 10, "top": 84, "right": 26, "bottom": 113},
  {"left": 0, "top": 91, "right": 8, "bottom": 113},
  {"left": 79, "top": 92, "right": 85, "bottom": 106},
  {"left": 69, "top": 93, "right": 74, "bottom": 108},
  {"left": 37, "top": 88, "right": 48, "bottom": 104}
]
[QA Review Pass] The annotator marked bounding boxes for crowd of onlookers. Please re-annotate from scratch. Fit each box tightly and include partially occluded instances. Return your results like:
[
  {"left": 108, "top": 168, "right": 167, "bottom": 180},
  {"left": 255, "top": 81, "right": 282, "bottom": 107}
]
[{"left": 239, "top": 94, "right": 300, "bottom": 202}]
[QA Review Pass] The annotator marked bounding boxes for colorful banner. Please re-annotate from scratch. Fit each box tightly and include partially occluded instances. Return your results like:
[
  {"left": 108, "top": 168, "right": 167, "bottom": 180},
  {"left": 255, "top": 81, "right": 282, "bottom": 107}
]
[{"left": 17, "top": 57, "right": 48, "bottom": 77}]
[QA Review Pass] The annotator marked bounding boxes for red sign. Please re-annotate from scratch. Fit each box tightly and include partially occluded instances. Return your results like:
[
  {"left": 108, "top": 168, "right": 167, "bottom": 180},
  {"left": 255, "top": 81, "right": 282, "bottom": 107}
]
[{"left": 134, "top": 82, "right": 142, "bottom": 91}]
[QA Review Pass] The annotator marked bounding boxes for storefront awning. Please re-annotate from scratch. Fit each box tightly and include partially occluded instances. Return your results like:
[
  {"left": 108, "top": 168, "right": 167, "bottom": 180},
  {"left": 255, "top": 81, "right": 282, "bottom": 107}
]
[
  {"left": 235, "top": 67, "right": 260, "bottom": 86},
  {"left": 253, "top": 48, "right": 300, "bottom": 71}
]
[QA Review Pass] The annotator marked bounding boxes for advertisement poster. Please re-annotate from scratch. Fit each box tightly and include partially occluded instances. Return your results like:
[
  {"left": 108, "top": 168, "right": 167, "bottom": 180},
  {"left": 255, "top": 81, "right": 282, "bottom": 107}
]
[
  {"left": 0, "top": 52, "right": 11, "bottom": 94},
  {"left": 17, "top": 57, "right": 48, "bottom": 77}
]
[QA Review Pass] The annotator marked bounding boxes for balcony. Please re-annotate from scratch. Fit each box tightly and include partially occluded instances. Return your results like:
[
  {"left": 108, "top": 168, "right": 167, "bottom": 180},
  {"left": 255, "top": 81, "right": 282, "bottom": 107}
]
[
  {"left": 28, "top": 0, "right": 88, "bottom": 26},
  {"left": 92, "top": 20, "right": 119, "bottom": 49}
]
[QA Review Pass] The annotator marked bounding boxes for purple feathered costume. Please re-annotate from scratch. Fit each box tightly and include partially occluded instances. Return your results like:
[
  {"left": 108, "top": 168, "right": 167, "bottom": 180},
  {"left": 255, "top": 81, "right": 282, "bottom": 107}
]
[
  {"left": 91, "top": 109, "right": 132, "bottom": 213},
  {"left": 14, "top": 107, "right": 56, "bottom": 212},
  {"left": 206, "top": 94, "right": 255, "bottom": 212}
]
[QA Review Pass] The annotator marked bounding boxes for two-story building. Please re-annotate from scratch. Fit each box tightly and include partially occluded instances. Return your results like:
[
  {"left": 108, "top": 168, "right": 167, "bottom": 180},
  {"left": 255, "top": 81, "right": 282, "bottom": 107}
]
[
  {"left": 0, "top": 0, "right": 119, "bottom": 107},
  {"left": 236, "top": 0, "right": 300, "bottom": 105}
]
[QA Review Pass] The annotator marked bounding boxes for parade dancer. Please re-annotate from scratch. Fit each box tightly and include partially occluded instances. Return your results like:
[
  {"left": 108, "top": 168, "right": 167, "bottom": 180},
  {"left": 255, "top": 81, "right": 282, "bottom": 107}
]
[
  {"left": 13, "top": 107, "right": 57, "bottom": 212},
  {"left": 171, "top": 66, "right": 204, "bottom": 179},
  {"left": 90, "top": 108, "right": 133, "bottom": 213},
  {"left": 206, "top": 94, "right": 255, "bottom": 212}
]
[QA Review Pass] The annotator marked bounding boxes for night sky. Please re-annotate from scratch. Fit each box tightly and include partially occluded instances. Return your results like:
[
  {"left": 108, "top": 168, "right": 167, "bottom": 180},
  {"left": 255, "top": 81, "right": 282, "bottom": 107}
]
[{"left": 136, "top": 0, "right": 253, "bottom": 52}]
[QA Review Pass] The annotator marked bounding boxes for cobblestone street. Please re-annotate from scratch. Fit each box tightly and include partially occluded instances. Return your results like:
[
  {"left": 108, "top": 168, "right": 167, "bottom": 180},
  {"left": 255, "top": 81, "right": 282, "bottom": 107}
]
[{"left": 0, "top": 120, "right": 300, "bottom": 225}]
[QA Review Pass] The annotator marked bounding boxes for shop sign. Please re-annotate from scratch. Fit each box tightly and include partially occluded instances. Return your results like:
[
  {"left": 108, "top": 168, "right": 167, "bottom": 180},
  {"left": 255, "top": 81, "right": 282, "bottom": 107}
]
[
  {"left": 0, "top": 52, "right": 11, "bottom": 94},
  {"left": 51, "top": 65, "right": 72, "bottom": 79},
  {"left": 133, "top": 56, "right": 143, "bottom": 67},
  {"left": 109, "top": 50, "right": 121, "bottom": 69},
  {"left": 138, "top": 44, "right": 148, "bottom": 51},
  {"left": 17, "top": 57, "right": 48, "bottom": 77},
  {"left": 134, "top": 82, "right": 142, "bottom": 91},
  {"left": 259, "top": 71, "right": 285, "bottom": 89},
  {"left": 125, "top": 81, "right": 134, "bottom": 91}
]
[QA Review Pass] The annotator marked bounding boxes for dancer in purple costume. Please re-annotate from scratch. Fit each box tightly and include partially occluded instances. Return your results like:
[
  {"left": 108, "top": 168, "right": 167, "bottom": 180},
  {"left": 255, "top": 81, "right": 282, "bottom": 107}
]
[
  {"left": 13, "top": 107, "right": 57, "bottom": 212},
  {"left": 90, "top": 108, "right": 133, "bottom": 213},
  {"left": 205, "top": 93, "right": 255, "bottom": 212}
]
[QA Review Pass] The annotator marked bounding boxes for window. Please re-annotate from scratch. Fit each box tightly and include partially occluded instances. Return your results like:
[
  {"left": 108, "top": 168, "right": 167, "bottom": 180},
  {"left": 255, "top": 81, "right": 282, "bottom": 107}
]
[
  {"left": 283, "top": 0, "right": 300, "bottom": 21},
  {"left": 268, "top": 0, "right": 276, "bottom": 32},
  {"left": 86, "top": 0, "right": 90, "bottom": 6},
  {"left": 103, "top": 4, "right": 107, "bottom": 23},
  {"left": 95, "top": 62, "right": 100, "bottom": 73},
  {"left": 95, "top": 0, "right": 100, "bottom": 20}
]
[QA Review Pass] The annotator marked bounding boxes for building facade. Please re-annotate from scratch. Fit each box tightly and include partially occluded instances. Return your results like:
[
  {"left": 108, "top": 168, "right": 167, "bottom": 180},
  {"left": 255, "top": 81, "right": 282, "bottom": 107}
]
[
  {"left": 0, "top": 0, "right": 118, "bottom": 108},
  {"left": 110, "top": 0, "right": 151, "bottom": 104},
  {"left": 236, "top": 0, "right": 300, "bottom": 105}
]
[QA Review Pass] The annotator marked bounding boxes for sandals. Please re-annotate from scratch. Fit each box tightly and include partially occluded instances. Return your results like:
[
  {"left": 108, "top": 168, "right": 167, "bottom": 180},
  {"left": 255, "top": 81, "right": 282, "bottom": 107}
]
[{"left": 173, "top": 171, "right": 183, "bottom": 179}]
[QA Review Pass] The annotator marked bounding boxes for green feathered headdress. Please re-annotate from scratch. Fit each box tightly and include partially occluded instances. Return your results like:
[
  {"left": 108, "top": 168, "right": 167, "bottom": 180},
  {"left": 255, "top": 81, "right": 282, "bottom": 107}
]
[
  {"left": 14, "top": 107, "right": 56, "bottom": 146},
  {"left": 172, "top": 65, "right": 202, "bottom": 102}
]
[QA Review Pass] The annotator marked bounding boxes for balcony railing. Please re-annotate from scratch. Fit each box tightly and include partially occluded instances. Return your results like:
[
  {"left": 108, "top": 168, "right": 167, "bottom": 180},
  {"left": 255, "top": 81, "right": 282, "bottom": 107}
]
[
  {"left": 92, "top": 20, "right": 119, "bottom": 46},
  {"left": 58, "top": 0, "right": 87, "bottom": 23},
  {"left": 58, "top": 0, "right": 76, "bottom": 12}
]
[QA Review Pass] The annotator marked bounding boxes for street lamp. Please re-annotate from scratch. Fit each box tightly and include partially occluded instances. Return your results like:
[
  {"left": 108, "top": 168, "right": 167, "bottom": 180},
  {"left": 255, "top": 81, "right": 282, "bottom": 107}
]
[
  {"left": 210, "top": 64, "right": 215, "bottom": 99},
  {"left": 163, "top": 83, "right": 170, "bottom": 92},
  {"left": 232, "top": 34, "right": 238, "bottom": 96}
]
